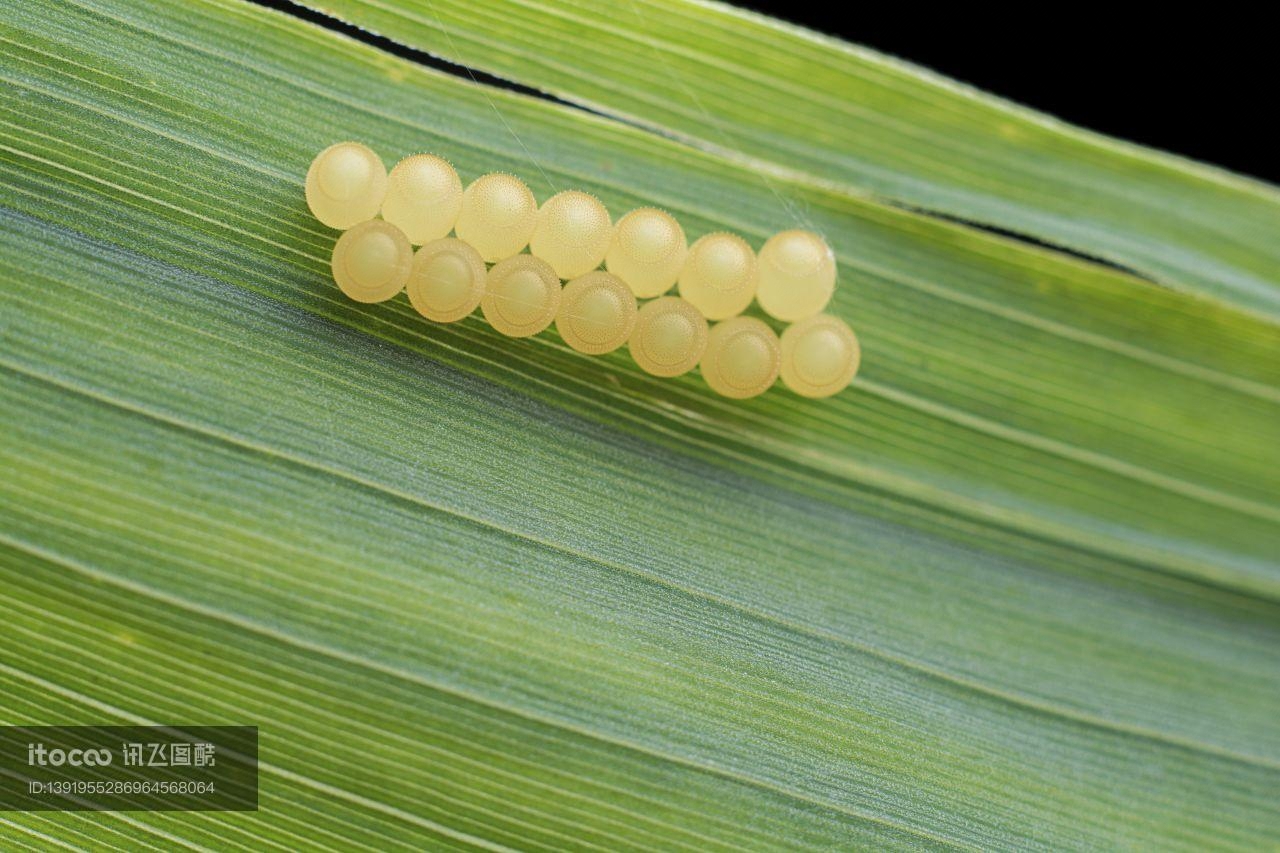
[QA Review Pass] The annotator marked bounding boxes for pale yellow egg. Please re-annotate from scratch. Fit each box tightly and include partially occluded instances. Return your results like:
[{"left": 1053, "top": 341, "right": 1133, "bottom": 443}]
[
  {"left": 628, "top": 296, "right": 707, "bottom": 378},
  {"left": 756, "top": 229, "right": 836, "bottom": 321},
  {"left": 605, "top": 207, "right": 687, "bottom": 298},
  {"left": 555, "top": 271, "right": 637, "bottom": 355},
  {"left": 305, "top": 142, "right": 388, "bottom": 230},
  {"left": 381, "top": 154, "right": 463, "bottom": 245},
  {"left": 677, "top": 232, "right": 757, "bottom": 320},
  {"left": 406, "top": 237, "right": 486, "bottom": 323},
  {"left": 481, "top": 254, "right": 561, "bottom": 337},
  {"left": 700, "top": 316, "right": 780, "bottom": 399},
  {"left": 331, "top": 219, "right": 413, "bottom": 303},
  {"left": 780, "top": 314, "right": 860, "bottom": 398},
  {"left": 529, "top": 190, "right": 613, "bottom": 279},
  {"left": 455, "top": 173, "right": 538, "bottom": 262}
]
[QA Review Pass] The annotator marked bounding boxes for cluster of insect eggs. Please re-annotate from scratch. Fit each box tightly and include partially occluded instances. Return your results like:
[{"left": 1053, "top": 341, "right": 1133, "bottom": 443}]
[{"left": 307, "top": 141, "right": 860, "bottom": 399}]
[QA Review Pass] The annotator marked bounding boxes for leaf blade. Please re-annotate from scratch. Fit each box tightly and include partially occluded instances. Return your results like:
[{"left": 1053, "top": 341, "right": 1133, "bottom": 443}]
[{"left": 2, "top": 0, "right": 1280, "bottom": 849}]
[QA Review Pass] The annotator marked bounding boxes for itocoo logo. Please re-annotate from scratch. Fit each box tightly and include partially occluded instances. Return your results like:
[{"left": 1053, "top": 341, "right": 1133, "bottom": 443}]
[{"left": 27, "top": 743, "right": 113, "bottom": 767}]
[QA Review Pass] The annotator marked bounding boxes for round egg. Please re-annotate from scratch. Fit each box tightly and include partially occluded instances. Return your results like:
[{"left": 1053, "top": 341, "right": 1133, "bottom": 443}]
[
  {"left": 529, "top": 190, "right": 613, "bottom": 279},
  {"left": 677, "top": 232, "right": 757, "bottom": 321},
  {"left": 305, "top": 141, "right": 388, "bottom": 230},
  {"left": 628, "top": 296, "right": 708, "bottom": 378},
  {"left": 406, "top": 237, "right": 487, "bottom": 323},
  {"left": 455, "top": 173, "right": 538, "bottom": 262},
  {"left": 481, "top": 254, "right": 562, "bottom": 337},
  {"left": 331, "top": 219, "right": 413, "bottom": 303},
  {"left": 780, "top": 314, "right": 860, "bottom": 398},
  {"left": 756, "top": 229, "right": 836, "bottom": 321},
  {"left": 555, "top": 271, "right": 637, "bottom": 355},
  {"left": 700, "top": 316, "right": 780, "bottom": 399},
  {"left": 381, "top": 154, "right": 463, "bottom": 245},
  {"left": 605, "top": 207, "right": 687, "bottom": 298}
]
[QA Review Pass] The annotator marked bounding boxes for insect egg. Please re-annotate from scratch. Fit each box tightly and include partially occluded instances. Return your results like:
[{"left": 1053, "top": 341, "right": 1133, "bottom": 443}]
[
  {"left": 331, "top": 219, "right": 413, "bottom": 303},
  {"left": 529, "top": 190, "right": 613, "bottom": 279},
  {"left": 454, "top": 173, "right": 539, "bottom": 262},
  {"left": 700, "top": 316, "right": 781, "bottom": 399},
  {"left": 306, "top": 142, "right": 388, "bottom": 230},
  {"left": 677, "top": 232, "right": 758, "bottom": 320},
  {"left": 481, "top": 254, "right": 562, "bottom": 337},
  {"left": 780, "top": 314, "right": 860, "bottom": 398},
  {"left": 628, "top": 296, "right": 708, "bottom": 378},
  {"left": 381, "top": 154, "right": 463, "bottom": 245},
  {"left": 755, "top": 229, "right": 837, "bottom": 321},
  {"left": 406, "top": 237, "right": 486, "bottom": 323},
  {"left": 605, "top": 207, "right": 687, "bottom": 298},
  {"left": 555, "top": 271, "right": 637, "bottom": 355}
]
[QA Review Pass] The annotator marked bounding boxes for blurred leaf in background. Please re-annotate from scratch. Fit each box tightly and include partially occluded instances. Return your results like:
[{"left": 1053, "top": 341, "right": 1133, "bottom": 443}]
[{"left": 1, "top": 0, "right": 1278, "bottom": 849}]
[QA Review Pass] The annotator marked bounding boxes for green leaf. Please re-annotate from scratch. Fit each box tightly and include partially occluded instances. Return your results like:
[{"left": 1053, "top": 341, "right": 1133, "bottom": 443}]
[
  {"left": 303, "top": 0, "right": 1280, "bottom": 319},
  {"left": 1, "top": 0, "right": 1278, "bottom": 849}
]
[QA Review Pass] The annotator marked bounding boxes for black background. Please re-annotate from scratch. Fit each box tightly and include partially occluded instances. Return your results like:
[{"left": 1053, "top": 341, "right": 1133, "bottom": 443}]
[
  {"left": 269, "top": 0, "right": 1274, "bottom": 185},
  {"left": 730, "top": 2, "right": 1275, "bottom": 184}
]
